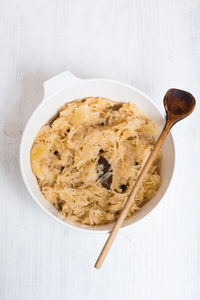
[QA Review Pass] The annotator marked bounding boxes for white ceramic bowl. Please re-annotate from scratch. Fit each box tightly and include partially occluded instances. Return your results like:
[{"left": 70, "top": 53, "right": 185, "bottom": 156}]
[{"left": 20, "top": 71, "right": 175, "bottom": 233}]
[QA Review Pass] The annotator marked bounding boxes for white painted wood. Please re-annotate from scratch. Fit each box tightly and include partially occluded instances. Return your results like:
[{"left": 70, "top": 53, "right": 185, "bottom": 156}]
[{"left": 0, "top": 0, "right": 200, "bottom": 299}]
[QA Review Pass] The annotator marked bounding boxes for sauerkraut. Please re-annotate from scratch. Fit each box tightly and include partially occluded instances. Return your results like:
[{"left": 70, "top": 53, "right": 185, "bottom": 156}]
[{"left": 30, "top": 97, "right": 161, "bottom": 225}]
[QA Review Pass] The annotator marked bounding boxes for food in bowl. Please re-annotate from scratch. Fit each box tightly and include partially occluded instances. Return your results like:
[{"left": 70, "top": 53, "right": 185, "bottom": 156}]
[{"left": 30, "top": 97, "right": 161, "bottom": 225}]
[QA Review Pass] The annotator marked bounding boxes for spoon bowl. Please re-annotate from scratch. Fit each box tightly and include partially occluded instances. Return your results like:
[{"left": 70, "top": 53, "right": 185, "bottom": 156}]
[{"left": 164, "top": 88, "right": 196, "bottom": 124}]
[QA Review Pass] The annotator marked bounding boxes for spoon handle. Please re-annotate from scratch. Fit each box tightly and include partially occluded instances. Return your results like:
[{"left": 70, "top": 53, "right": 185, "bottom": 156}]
[{"left": 95, "top": 120, "right": 173, "bottom": 269}]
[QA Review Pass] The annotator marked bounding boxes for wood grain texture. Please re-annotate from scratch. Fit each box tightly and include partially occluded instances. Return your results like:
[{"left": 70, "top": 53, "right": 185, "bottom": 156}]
[{"left": 0, "top": 0, "right": 200, "bottom": 299}]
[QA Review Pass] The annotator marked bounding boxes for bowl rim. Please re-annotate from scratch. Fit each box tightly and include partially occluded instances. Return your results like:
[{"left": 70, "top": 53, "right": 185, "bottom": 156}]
[{"left": 20, "top": 77, "right": 176, "bottom": 234}]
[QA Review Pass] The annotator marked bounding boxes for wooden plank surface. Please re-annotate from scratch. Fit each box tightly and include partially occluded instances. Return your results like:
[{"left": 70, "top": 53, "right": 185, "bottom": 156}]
[{"left": 0, "top": 0, "right": 200, "bottom": 299}]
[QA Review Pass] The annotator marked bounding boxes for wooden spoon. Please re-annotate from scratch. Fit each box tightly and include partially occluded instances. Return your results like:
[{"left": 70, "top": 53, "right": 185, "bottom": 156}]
[{"left": 95, "top": 88, "right": 196, "bottom": 269}]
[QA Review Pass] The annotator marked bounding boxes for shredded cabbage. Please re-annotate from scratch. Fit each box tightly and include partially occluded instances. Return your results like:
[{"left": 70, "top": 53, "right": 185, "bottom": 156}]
[{"left": 30, "top": 97, "right": 161, "bottom": 225}]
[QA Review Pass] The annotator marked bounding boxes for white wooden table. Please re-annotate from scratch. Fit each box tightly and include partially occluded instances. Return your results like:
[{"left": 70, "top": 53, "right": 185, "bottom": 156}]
[{"left": 1, "top": 1, "right": 200, "bottom": 299}]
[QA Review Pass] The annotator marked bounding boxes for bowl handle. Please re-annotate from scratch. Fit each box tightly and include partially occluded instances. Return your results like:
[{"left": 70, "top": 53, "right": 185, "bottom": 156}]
[{"left": 43, "top": 71, "right": 82, "bottom": 102}]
